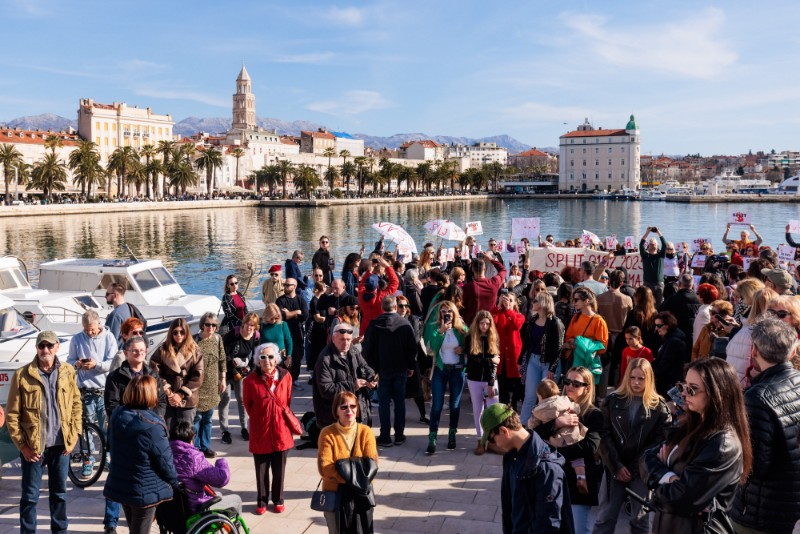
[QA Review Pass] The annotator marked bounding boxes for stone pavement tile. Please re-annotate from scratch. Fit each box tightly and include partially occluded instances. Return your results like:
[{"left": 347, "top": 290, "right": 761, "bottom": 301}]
[
  {"left": 405, "top": 483, "right": 478, "bottom": 505},
  {"left": 429, "top": 499, "right": 498, "bottom": 521},
  {"left": 374, "top": 494, "right": 435, "bottom": 514},
  {"left": 440, "top": 516, "right": 503, "bottom": 534},
  {"left": 390, "top": 514, "right": 446, "bottom": 533}
]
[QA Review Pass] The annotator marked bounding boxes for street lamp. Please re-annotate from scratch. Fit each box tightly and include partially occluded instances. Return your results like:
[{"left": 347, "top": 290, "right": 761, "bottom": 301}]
[{"left": 13, "top": 164, "right": 18, "bottom": 201}]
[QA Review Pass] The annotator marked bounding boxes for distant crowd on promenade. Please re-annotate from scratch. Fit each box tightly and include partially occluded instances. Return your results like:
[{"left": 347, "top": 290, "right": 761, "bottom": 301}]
[{"left": 5, "top": 219, "right": 800, "bottom": 534}]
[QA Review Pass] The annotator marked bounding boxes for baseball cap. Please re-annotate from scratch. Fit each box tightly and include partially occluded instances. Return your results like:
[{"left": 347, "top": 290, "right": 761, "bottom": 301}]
[
  {"left": 762, "top": 268, "right": 793, "bottom": 290},
  {"left": 479, "top": 403, "right": 515, "bottom": 445},
  {"left": 364, "top": 275, "right": 379, "bottom": 293},
  {"left": 36, "top": 331, "right": 59, "bottom": 345}
]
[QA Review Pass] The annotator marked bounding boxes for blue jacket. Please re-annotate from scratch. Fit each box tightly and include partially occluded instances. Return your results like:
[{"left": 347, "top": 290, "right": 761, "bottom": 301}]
[
  {"left": 284, "top": 258, "right": 308, "bottom": 291},
  {"left": 104, "top": 406, "right": 178, "bottom": 507},
  {"left": 501, "top": 431, "right": 574, "bottom": 534}
]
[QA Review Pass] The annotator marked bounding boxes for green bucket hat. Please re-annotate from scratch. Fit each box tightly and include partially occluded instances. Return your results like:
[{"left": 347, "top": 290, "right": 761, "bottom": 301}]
[{"left": 479, "top": 403, "right": 515, "bottom": 446}]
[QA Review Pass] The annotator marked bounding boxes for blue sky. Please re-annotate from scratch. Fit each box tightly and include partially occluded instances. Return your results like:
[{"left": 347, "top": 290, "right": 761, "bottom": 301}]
[{"left": 0, "top": 1, "right": 797, "bottom": 155}]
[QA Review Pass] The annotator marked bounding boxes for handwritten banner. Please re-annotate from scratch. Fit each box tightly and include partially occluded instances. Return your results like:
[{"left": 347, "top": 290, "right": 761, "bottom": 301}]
[
  {"left": 729, "top": 212, "right": 751, "bottom": 225},
  {"left": 531, "top": 247, "right": 644, "bottom": 287},
  {"left": 778, "top": 245, "right": 796, "bottom": 262},
  {"left": 465, "top": 221, "right": 483, "bottom": 236}
]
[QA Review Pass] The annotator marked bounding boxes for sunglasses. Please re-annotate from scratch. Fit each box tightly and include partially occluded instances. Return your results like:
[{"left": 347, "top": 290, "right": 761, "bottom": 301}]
[
  {"left": 563, "top": 378, "right": 589, "bottom": 388},
  {"left": 130, "top": 329, "right": 145, "bottom": 336},
  {"left": 259, "top": 354, "right": 276, "bottom": 360},
  {"left": 767, "top": 309, "right": 791, "bottom": 319},
  {"left": 229, "top": 281, "right": 238, "bottom": 286},
  {"left": 172, "top": 329, "right": 186, "bottom": 336},
  {"left": 676, "top": 381, "right": 704, "bottom": 397},
  {"left": 37, "top": 342, "right": 55, "bottom": 350},
  {"left": 334, "top": 328, "right": 354, "bottom": 335},
  {"left": 654, "top": 322, "right": 666, "bottom": 328},
  {"left": 397, "top": 303, "right": 409, "bottom": 308},
  {"left": 203, "top": 323, "right": 218, "bottom": 328},
  {"left": 321, "top": 240, "right": 329, "bottom": 244},
  {"left": 339, "top": 404, "right": 357, "bottom": 411}
]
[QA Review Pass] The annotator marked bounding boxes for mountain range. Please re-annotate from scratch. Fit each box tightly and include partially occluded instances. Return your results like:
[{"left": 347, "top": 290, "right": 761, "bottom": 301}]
[{"left": 1, "top": 113, "right": 554, "bottom": 154}]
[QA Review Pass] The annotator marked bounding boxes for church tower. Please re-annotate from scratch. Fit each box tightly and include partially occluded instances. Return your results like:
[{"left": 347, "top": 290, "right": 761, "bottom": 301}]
[{"left": 232, "top": 64, "right": 256, "bottom": 130}]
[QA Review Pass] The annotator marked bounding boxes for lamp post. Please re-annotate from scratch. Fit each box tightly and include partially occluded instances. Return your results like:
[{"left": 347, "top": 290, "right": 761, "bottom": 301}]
[{"left": 13, "top": 164, "right": 18, "bottom": 201}]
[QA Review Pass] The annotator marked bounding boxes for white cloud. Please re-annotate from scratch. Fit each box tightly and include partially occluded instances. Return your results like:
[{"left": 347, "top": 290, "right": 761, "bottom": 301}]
[
  {"left": 134, "top": 87, "right": 228, "bottom": 108},
  {"left": 561, "top": 7, "right": 736, "bottom": 79},
  {"left": 326, "top": 6, "right": 366, "bottom": 27},
  {"left": 307, "top": 90, "right": 392, "bottom": 117},
  {"left": 272, "top": 52, "right": 335, "bottom": 64}
]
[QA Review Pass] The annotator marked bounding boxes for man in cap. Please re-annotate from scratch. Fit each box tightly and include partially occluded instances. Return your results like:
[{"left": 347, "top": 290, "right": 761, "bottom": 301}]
[
  {"left": 762, "top": 268, "right": 795, "bottom": 295},
  {"left": 357, "top": 256, "right": 399, "bottom": 336},
  {"left": 6, "top": 331, "right": 82, "bottom": 534},
  {"left": 262, "top": 264, "right": 284, "bottom": 305},
  {"left": 480, "top": 403, "right": 573, "bottom": 534}
]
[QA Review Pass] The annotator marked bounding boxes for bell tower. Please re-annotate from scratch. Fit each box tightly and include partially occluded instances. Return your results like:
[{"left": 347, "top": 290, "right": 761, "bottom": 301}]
[{"left": 232, "top": 64, "right": 256, "bottom": 130}]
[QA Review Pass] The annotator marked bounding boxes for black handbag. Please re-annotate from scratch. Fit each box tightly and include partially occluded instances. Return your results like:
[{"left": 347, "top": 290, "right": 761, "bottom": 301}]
[
  {"left": 334, "top": 426, "right": 378, "bottom": 495},
  {"left": 310, "top": 480, "right": 338, "bottom": 513}
]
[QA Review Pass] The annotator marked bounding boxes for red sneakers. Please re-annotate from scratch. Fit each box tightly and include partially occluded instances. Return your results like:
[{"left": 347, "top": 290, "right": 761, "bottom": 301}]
[
  {"left": 255, "top": 506, "right": 267, "bottom": 515},
  {"left": 274, "top": 504, "right": 285, "bottom": 513}
]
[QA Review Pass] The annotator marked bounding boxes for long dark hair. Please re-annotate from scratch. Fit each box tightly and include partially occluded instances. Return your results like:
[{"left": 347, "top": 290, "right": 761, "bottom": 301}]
[
  {"left": 341, "top": 253, "right": 361, "bottom": 278},
  {"left": 668, "top": 358, "right": 752, "bottom": 483}
]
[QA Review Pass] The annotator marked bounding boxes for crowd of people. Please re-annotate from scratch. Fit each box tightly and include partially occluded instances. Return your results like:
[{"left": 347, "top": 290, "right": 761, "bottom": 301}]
[{"left": 4, "top": 222, "right": 800, "bottom": 534}]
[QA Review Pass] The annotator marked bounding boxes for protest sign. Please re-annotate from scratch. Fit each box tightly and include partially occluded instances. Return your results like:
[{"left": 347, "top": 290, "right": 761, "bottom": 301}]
[
  {"left": 691, "top": 254, "right": 706, "bottom": 269},
  {"left": 581, "top": 234, "right": 592, "bottom": 248},
  {"left": 531, "top": 247, "right": 644, "bottom": 287},
  {"left": 582, "top": 230, "right": 602, "bottom": 245},
  {"left": 511, "top": 218, "right": 540, "bottom": 241},
  {"left": 676, "top": 243, "right": 685, "bottom": 255},
  {"left": 438, "top": 248, "right": 447, "bottom": 264},
  {"left": 465, "top": 221, "right": 483, "bottom": 236},
  {"left": 778, "top": 245, "right": 796, "bottom": 262},
  {"left": 624, "top": 236, "right": 635, "bottom": 250},
  {"left": 506, "top": 251, "right": 520, "bottom": 266},
  {"left": 497, "top": 239, "right": 506, "bottom": 252},
  {"left": 605, "top": 235, "right": 617, "bottom": 250},
  {"left": 472, "top": 244, "right": 481, "bottom": 257},
  {"left": 691, "top": 238, "right": 711, "bottom": 254},
  {"left": 790, "top": 220, "right": 800, "bottom": 234},
  {"left": 729, "top": 212, "right": 751, "bottom": 225},
  {"left": 446, "top": 248, "right": 456, "bottom": 262},
  {"left": 516, "top": 242, "right": 526, "bottom": 254},
  {"left": 742, "top": 257, "right": 753, "bottom": 271}
]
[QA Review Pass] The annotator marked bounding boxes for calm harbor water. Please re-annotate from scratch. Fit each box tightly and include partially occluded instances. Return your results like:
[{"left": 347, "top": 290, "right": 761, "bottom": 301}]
[{"left": 2, "top": 198, "right": 799, "bottom": 298}]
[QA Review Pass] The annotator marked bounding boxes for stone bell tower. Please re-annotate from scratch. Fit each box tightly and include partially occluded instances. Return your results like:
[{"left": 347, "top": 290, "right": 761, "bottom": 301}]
[{"left": 232, "top": 64, "right": 256, "bottom": 130}]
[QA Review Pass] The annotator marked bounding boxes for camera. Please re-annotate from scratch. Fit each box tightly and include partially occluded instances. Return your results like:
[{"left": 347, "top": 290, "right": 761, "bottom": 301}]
[
  {"left": 650, "top": 226, "right": 658, "bottom": 232},
  {"left": 441, "top": 312, "right": 453, "bottom": 323}
]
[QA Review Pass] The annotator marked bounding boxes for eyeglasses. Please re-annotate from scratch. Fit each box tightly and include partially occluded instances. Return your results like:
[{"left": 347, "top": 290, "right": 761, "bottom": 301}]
[
  {"left": 172, "top": 329, "right": 186, "bottom": 336},
  {"left": 489, "top": 242, "right": 497, "bottom": 246},
  {"left": 397, "top": 304, "right": 409, "bottom": 308},
  {"left": 654, "top": 322, "right": 666, "bottom": 329},
  {"left": 37, "top": 342, "right": 55, "bottom": 350},
  {"left": 203, "top": 323, "right": 218, "bottom": 328},
  {"left": 676, "top": 381, "right": 704, "bottom": 397},
  {"left": 259, "top": 354, "right": 276, "bottom": 360},
  {"left": 339, "top": 404, "right": 357, "bottom": 411},
  {"left": 599, "top": 276, "right": 609, "bottom": 281},
  {"left": 767, "top": 309, "right": 791, "bottom": 319},
  {"left": 130, "top": 329, "right": 145, "bottom": 336},
  {"left": 563, "top": 378, "right": 589, "bottom": 388},
  {"left": 334, "top": 328, "right": 354, "bottom": 335}
]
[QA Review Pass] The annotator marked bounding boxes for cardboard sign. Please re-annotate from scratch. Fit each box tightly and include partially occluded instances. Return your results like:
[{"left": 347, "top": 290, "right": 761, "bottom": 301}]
[
  {"left": 691, "top": 238, "right": 711, "bottom": 254},
  {"left": 516, "top": 242, "right": 526, "bottom": 254},
  {"left": 497, "top": 239, "right": 506, "bottom": 252},
  {"left": 531, "top": 247, "right": 644, "bottom": 287},
  {"left": 511, "top": 218, "right": 540, "bottom": 241},
  {"left": 691, "top": 254, "right": 706, "bottom": 269},
  {"left": 398, "top": 246, "right": 411, "bottom": 258},
  {"left": 729, "top": 212, "right": 751, "bottom": 225},
  {"left": 675, "top": 243, "right": 685, "bottom": 255},
  {"left": 605, "top": 235, "right": 618, "bottom": 250},
  {"left": 472, "top": 244, "right": 481, "bottom": 257},
  {"left": 465, "top": 221, "right": 483, "bottom": 236},
  {"left": 742, "top": 256, "right": 753, "bottom": 270},
  {"left": 581, "top": 234, "right": 593, "bottom": 248},
  {"left": 446, "top": 248, "right": 456, "bottom": 262},
  {"left": 778, "top": 245, "right": 796, "bottom": 262},
  {"left": 790, "top": 220, "right": 800, "bottom": 234},
  {"left": 582, "top": 230, "right": 601, "bottom": 245},
  {"left": 624, "top": 236, "right": 635, "bottom": 250}
]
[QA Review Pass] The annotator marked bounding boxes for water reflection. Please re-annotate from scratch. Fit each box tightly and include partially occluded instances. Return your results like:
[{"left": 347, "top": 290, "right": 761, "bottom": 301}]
[{"left": 3, "top": 199, "right": 798, "bottom": 298}]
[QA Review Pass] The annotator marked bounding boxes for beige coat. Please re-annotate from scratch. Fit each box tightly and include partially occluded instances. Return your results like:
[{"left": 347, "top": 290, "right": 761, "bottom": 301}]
[{"left": 529, "top": 395, "right": 588, "bottom": 448}]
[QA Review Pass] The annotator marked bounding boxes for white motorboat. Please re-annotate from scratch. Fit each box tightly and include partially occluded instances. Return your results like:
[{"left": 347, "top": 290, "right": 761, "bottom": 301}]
[{"left": 639, "top": 190, "right": 667, "bottom": 201}]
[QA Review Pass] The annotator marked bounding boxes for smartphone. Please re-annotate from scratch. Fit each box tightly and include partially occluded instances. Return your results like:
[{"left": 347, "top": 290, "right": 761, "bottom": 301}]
[
  {"left": 499, "top": 288, "right": 509, "bottom": 296},
  {"left": 80, "top": 358, "right": 91, "bottom": 363}
]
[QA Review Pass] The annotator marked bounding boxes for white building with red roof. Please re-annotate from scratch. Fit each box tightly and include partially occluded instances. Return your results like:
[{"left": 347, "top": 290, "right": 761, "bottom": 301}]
[{"left": 558, "top": 115, "right": 640, "bottom": 192}]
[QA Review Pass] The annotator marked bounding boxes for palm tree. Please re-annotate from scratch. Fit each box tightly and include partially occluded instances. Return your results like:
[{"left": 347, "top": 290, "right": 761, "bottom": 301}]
[
  {"left": 293, "top": 165, "right": 321, "bottom": 199},
  {"left": 144, "top": 158, "right": 164, "bottom": 201},
  {"left": 156, "top": 140, "right": 175, "bottom": 198},
  {"left": 0, "top": 144, "right": 23, "bottom": 204},
  {"left": 68, "top": 140, "right": 103, "bottom": 198},
  {"left": 416, "top": 162, "right": 433, "bottom": 194},
  {"left": 323, "top": 147, "right": 337, "bottom": 192},
  {"left": 468, "top": 167, "right": 488, "bottom": 191},
  {"left": 339, "top": 149, "right": 351, "bottom": 167},
  {"left": 354, "top": 156, "right": 368, "bottom": 195},
  {"left": 107, "top": 146, "right": 139, "bottom": 198},
  {"left": 28, "top": 152, "right": 67, "bottom": 202},
  {"left": 139, "top": 144, "right": 157, "bottom": 199},
  {"left": 340, "top": 161, "right": 356, "bottom": 195},
  {"left": 324, "top": 165, "right": 340, "bottom": 194},
  {"left": 457, "top": 171, "right": 471, "bottom": 192},
  {"left": 438, "top": 161, "right": 459, "bottom": 193},
  {"left": 44, "top": 134, "right": 63, "bottom": 155},
  {"left": 231, "top": 147, "right": 245, "bottom": 190},
  {"left": 484, "top": 161, "right": 504, "bottom": 193},
  {"left": 128, "top": 160, "right": 147, "bottom": 197},
  {"left": 398, "top": 165, "right": 416, "bottom": 193},
  {"left": 169, "top": 160, "right": 197, "bottom": 196},
  {"left": 195, "top": 147, "right": 223, "bottom": 196},
  {"left": 15, "top": 161, "right": 31, "bottom": 193},
  {"left": 276, "top": 159, "right": 293, "bottom": 199}
]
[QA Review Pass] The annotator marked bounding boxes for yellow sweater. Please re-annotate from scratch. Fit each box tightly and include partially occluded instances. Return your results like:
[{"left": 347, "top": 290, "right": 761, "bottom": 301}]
[{"left": 317, "top": 423, "right": 378, "bottom": 491}]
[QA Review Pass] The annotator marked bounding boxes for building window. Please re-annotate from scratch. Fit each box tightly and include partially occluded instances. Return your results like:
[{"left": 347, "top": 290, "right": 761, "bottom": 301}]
[
  {"left": 95, "top": 121, "right": 100, "bottom": 130},
  {"left": 621, "top": 147, "right": 624, "bottom": 152},
  {"left": 582, "top": 160, "right": 586, "bottom": 166},
  {"left": 570, "top": 160, "right": 574, "bottom": 167},
  {"left": 621, "top": 159, "right": 625, "bottom": 165},
  {"left": 104, "top": 123, "right": 108, "bottom": 131},
  {"left": 570, "top": 173, "right": 574, "bottom": 180},
  {"left": 570, "top": 148, "right": 574, "bottom": 154},
  {"left": 595, "top": 160, "right": 599, "bottom": 166},
  {"left": 595, "top": 148, "right": 599, "bottom": 153},
  {"left": 608, "top": 159, "right": 612, "bottom": 166},
  {"left": 595, "top": 173, "right": 599, "bottom": 180},
  {"left": 621, "top": 172, "right": 625, "bottom": 179},
  {"left": 608, "top": 147, "right": 612, "bottom": 153},
  {"left": 608, "top": 173, "right": 612, "bottom": 179}
]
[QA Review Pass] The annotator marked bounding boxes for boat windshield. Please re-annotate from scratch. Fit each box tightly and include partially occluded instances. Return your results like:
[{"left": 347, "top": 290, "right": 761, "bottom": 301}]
[
  {"left": 0, "top": 307, "right": 35, "bottom": 337},
  {"left": 0, "top": 267, "right": 29, "bottom": 290},
  {"left": 133, "top": 267, "right": 178, "bottom": 292}
]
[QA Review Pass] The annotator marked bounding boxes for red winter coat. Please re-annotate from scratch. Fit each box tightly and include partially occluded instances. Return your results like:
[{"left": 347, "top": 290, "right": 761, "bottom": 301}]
[
  {"left": 243, "top": 367, "right": 295, "bottom": 454},
  {"left": 491, "top": 306, "right": 525, "bottom": 379},
  {"left": 358, "top": 267, "right": 399, "bottom": 336}
]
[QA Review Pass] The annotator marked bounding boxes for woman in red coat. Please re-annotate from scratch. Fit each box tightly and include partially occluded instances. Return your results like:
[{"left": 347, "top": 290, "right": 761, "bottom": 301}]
[
  {"left": 491, "top": 291, "right": 525, "bottom": 412},
  {"left": 243, "top": 342, "right": 295, "bottom": 515}
]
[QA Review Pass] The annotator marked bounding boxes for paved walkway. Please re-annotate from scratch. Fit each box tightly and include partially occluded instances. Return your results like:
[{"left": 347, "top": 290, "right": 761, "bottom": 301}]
[{"left": 0, "top": 372, "right": 506, "bottom": 534}]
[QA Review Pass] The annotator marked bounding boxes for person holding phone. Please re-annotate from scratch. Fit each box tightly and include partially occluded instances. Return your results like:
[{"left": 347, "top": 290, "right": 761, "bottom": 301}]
[
  {"left": 423, "top": 300, "right": 469, "bottom": 454},
  {"left": 639, "top": 226, "right": 667, "bottom": 306},
  {"left": 691, "top": 300, "right": 735, "bottom": 361}
]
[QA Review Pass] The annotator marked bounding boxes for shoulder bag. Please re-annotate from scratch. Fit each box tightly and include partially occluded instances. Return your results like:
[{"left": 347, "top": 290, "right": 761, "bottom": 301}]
[
  {"left": 310, "top": 479, "right": 338, "bottom": 513},
  {"left": 264, "top": 378, "right": 303, "bottom": 435},
  {"left": 561, "top": 314, "right": 595, "bottom": 364}
]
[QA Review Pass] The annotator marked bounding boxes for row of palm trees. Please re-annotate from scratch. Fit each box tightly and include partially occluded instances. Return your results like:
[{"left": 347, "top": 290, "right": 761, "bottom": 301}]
[{"left": 0, "top": 138, "right": 248, "bottom": 203}]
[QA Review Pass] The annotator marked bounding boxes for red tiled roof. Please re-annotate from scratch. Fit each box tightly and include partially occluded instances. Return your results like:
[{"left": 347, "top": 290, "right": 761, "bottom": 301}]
[
  {"left": 0, "top": 128, "right": 80, "bottom": 147},
  {"left": 515, "top": 148, "right": 549, "bottom": 157},
  {"left": 300, "top": 130, "right": 335, "bottom": 140},
  {"left": 561, "top": 129, "right": 627, "bottom": 138}
]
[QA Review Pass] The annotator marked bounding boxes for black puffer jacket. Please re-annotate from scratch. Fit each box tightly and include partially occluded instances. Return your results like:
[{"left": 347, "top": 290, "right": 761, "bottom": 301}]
[
  {"left": 730, "top": 362, "right": 800, "bottom": 533},
  {"left": 519, "top": 315, "right": 564, "bottom": 372},
  {"left": 599, "top": 392, "right": 670, "bottom": 473},
  {"left": 653, "top": 328, "right": 689, "bottom": 396}
]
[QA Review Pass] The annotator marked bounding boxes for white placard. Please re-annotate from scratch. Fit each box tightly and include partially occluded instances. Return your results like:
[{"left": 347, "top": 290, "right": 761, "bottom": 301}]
[
  {"left": 581, "top": 234, "right": 592, "bottom": 248},
  {"left": 438, "top": 248, "right": 448, "bottom": 264},
  {"left": 676, "top": 243, "right": 685, "bottom": 255},
  {"left": 506, "top": 251, "right": 520, "bottom": 266},
  {"left": 472, "top": 244, "right": 481, "bottom": 257},
  {"left": 778, "top": 245, "right": 796, "bottom": 262},
  {"left": 582, "top": 229, "right": 601, "bottom": 245},
  {"left": 691, "top": 254, "right": 707, "bottom": 269},
  {"left": 516, "top": 242, "right": 526, "bottom": 254},
  {"left": 790, "top": 220, "right": 800, "bottom": 234},
  {"left": 691, "top": 238, "right": 712, "bottom": 254},
  {"left": 729, "top": 212, "right": 751, "bottom": 225},
  {"left": 742, "top": 256, "right": 753, "bottom": 270},
  {"left": 398, "top": 246, "right": 411, "bottom": 258},
  {"left": 511, "top": 218, "right": 541, "bottom": 241},
  {"left": 497, "top": 239, "right": 506, "bottom": 252},
  {"left": 446, "top": 248, "right": 456, "bottom": 262},
  {"left": 465, "top": 221, "right": 483, "bottom": 236},
  {"left": 624, "top": 236, "right": 635, "bottom": 249},
  {"left": 605, "top": 235, "right": 617, "bottom": 250}
]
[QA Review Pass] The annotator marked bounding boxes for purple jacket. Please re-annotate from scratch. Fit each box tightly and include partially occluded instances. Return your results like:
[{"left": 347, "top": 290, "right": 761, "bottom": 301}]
[{"left": 169, "top": 440, "right": 231, "bottom": 511}]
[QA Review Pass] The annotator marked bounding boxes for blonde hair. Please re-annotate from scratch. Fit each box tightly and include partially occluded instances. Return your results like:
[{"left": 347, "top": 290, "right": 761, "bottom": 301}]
[
  {"left": 735, "top": 278, "right": 765, "bottom": 306},
  {"left": 767, "top": 295, "right": 800, "bottom": 328},
  {"left": 468, "top": 310, "right": 499, "bottom": 355},
  {"left": 261, "top": 303, "right": 282, "bottom": 324},
  {"left": 534, "top": 292, "right": 555, "bottom": 319},
  {"left": 749, "top": 287, "right": 778, "bottom": 322},
  {"left": 615, "top": 358, "right": 661, "bottom": 416},
  {"left": 567, "top": 366, "right": 595, "bottom": 414},
  {"left": 438, "top": 300, "right": 467, "bottom": 335}
]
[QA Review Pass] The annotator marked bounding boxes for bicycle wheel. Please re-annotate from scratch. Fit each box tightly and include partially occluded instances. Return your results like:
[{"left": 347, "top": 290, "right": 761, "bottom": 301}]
[
  {"left": 187, "top": 512, "right": 239, "bottom": 534},
  {"left": 68, "top": 421, "right": 107, "bottom": 488}
]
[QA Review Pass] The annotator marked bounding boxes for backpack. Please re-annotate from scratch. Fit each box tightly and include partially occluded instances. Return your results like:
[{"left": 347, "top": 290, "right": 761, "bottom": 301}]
[{"left": 127, "top": 302, "right": 148, "bottom": 331}]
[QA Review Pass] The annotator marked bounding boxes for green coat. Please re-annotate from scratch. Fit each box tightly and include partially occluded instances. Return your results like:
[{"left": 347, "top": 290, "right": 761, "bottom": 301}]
[{"left": 423, "top": 322, "right": 469, "bottom": 370}]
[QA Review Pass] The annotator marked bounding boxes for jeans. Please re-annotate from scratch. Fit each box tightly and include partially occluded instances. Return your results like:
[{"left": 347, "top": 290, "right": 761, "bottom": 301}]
[
  {"left": 194, "top": 408, "right": 214, "bottom": 451},
  {"left": 81, "top": 391, "right": 107, "bottom": 437},
  {"left": 467, "top": 379, "right": 498, "bottom": 436},
  {"left": 429, "top": 365, "right": 465, "bottom": 434},
  {"left": 572, "top": 503, "right": 597, "bottom": 534},
  {"left": 219, "top": 379, "right": 248, "bottom": 433},
  {"left": 377, "top": 372, "right": 407, "bottom": 439},
  {"left": 520, "top": 355, "right": 549, "bottom": 428},
  {"left": 593, "top": 470, "right": 651, "bottom": 534},
  {"left": 20, "top": 445, "right": 68, "bottom": 534}
]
